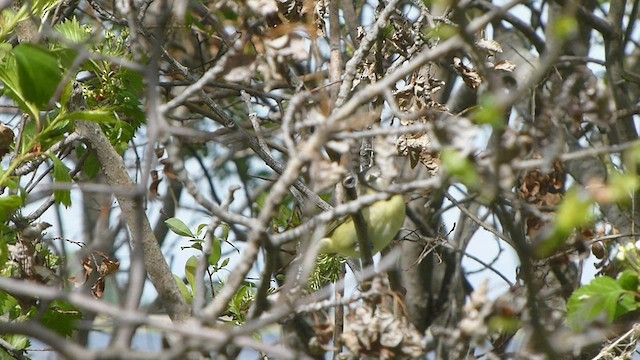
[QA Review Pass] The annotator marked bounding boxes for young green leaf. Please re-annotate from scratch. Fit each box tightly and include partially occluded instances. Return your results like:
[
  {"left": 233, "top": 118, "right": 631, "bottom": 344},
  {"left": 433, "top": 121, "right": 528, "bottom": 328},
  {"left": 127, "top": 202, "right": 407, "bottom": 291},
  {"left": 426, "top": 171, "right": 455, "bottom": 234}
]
[
  {"left": 54, "top": 18, "right": 90, "bottom": 44},
  {"left": 185, "top": 255, "right": 198, "bottom": 295},
  {"left": 165, "top": 217, "right": 194, "bottom": 238},
  {"left": 2, "top": 334, "right": 30, "bottom": 352},
  {"left": 173, "top": 274, "right": 193, "bottom": 304},
  {"left": 538, "top": 188, "right": 593, "bottom": 256},
  {"left": 609, "top": 172, "right": 640, "bottom": 202},
  {"left": 196, "top": 223, "right": 208, "bottom": 237},
  {"left": 558, "top": 190, "right": 593, "bottom": 229},
  {"left": 567, "top": 276, "right": 635, "bottom": 331},
  {"left": 440, "top": 149, "right": 479, "bottom": 186},
  {"left": 209, "top": 238, "right": 222, "bottom": 267}
]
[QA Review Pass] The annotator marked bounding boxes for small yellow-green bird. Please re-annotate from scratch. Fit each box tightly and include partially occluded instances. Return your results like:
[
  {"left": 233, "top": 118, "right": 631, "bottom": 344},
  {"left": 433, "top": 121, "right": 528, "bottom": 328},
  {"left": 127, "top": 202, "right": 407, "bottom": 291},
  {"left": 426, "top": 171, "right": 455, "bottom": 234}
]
[{"left": 318, "top": 188, "right": 406, "bottom": 258}]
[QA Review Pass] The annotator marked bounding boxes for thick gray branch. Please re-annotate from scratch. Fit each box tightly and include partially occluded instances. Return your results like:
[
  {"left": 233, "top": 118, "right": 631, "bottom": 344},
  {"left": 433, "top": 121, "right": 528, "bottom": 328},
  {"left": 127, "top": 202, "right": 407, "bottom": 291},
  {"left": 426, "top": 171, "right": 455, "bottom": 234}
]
[{"left": 75, "top": 121, "right": 190, "bottom": 321}]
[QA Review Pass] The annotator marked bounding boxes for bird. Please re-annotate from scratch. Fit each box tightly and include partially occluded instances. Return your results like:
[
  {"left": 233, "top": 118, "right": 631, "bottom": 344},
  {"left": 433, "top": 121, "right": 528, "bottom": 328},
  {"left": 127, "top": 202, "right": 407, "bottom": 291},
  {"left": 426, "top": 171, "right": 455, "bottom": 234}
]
[{"left": 317, "top": 183, "right": 406, "bottom": 258}]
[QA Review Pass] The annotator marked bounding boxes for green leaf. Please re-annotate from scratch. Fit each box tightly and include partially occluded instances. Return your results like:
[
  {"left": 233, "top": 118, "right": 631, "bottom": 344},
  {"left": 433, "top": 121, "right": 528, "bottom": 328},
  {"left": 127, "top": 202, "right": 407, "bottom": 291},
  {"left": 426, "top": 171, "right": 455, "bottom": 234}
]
[
  {"left": 13, "top": 44, "right": 63, "bottom": 108},
  {"left": 473, "top": 95, "right": 505, "bottom": 129},
  {"left": 0, "top": 195, "right": 22, "bottom": 222},
  {"left": 185, "top": 255, "right": 198, "bottom": 294},
  {"left": 54, "top": 17, "right": 90, "bottom": 44},
  {"left": 41, "top": 301, "right": 82, "bottom": 337},
  {"left": 220, "top": 223, "right": 230, "bottom": 241},
  {"left": 63, "top": 109, "right": 116, "bottom": 123},
  {"left": 84, "top": 154, "right": 101, "bottom": 179},
  {"left": 37, "top": 116, "right": 72, "bottom": 149},
  {"left": 165, "top": 217, "right": 194, "bottom": 238},
  {"left": 617, "top": 270, "right": 639, "bottom": 291},
  {"left": 255, "top": 192, "right": 267, "bottom": 212},
  {"left": 173, "top": 274, "right": 192, "bottom": 304},
  {"left": 275, "top": 200, "right": 293, "bottom": 230},
  {"left": 48, "top": 155, "right": 72, "bottom": 207},
  {"left": 556, "top": 189, "right": 593, "bottom": 232},
  {"left": 617, "top": 293, "right": 640, "bottom": 318},
  {"left": 1, "top": 334, "right": 29, "bottom": 352},
  {"left": 209, "top": 238, "right": 222, "bottom": 267},
  {"left": 0, "top": 240, "right": 8, "bottom": 268},
  {"left": 196, "top": 223, "right": 208, "bottom": 237},
  {"left": 0, "top": 54, "right": 39, "bottom": 118},
  {"left": 77, "top": 146, "right": 100, "bottom": 179},
  {"left": 227, "top": 284, "right": 255, "bottom": 323},
  {"left": 59, "top": 82, "right": 74, "bottom": 107},
  {"left": 538, "top": 188, "right": 593, "bottom": 256},
  {"left": 609, "top": 172, "right": 640, "bottom": 202},
  {"left": 31, "top": 0, "right": 63, "bottom": 16},
  {"left": 624, "top": 144, "right": 640, "bottom": 173},
  {"left": 440, "top": 149, "right": 479, "bottom": 186},
  {"left": 0, "top": 292, "right": 10, "bottom": 315},
  {"left": 567, "top": 277, "right": 631, "bottom": 330}
]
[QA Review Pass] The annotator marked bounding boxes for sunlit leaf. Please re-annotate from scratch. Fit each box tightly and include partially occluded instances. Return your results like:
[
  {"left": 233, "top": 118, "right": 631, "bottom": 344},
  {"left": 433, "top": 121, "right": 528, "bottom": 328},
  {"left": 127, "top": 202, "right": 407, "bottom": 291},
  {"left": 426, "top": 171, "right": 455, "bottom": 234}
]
[
  {"left": 209, "top": 238, "right": 222, "bottom": 267},
  {"left": 566, "top": 276, "right": 637, "bottom": 331},
  {"left": 173, "top": 274, "right": 193, "bottom": 304},
  {"left": 440, "top": 149, "right": 478, "bottom": 186},
  {"left": 196, "top": 223, "right": 208, "bottom": 237},
  {"left": 609, "top": 172, "right": 640, "bottom": 202},
  {"left": 537, "top": 188, "right": 593, "bottom": 256},
  {"left": 185, "top": 255, "right": 198, "bottom": 295},
  {"left": 165, "top": 217, "right": 194, "bottom": 238},
  {"left": 555, "top": 189, "right": 593, "bottom": 234},
  {"left": 54, "top": 17, "right": 90, "bottom": 44}
]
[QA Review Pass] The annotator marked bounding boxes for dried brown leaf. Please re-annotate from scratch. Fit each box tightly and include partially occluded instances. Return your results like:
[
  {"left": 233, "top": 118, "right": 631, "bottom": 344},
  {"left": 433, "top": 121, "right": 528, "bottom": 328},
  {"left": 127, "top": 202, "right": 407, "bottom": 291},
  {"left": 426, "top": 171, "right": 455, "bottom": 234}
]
[
  {"left": 494, "top": 60, "right": 516, "bottom": 72},
  {"left": 476, "top": 39, "right": 503, "bottom": 55},
  {"left": 453, "top": 57, "right": 482, "bottom": 89}
]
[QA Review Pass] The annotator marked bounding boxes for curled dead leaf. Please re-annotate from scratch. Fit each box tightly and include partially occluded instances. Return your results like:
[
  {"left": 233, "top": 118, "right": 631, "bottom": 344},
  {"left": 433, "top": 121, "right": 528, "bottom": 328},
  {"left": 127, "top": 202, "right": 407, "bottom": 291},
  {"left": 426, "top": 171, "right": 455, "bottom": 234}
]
[
  {"left": 68, "top": 251, "right": 120, "bottom": 298},
  {"left": 494, "top": 60, "right": 516, "bottom": 72},
  {"left": 342, "top": 305, "right": 426, "bottom": 359},
  {"left": 475, "top": 39, "right": 503, "bottom": 55},
  {"left": 453, "top": 57, "right": 482, "bottom": 89},
  {"left": 397, "top": 133, "right": 440, "bottom": 175}
]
